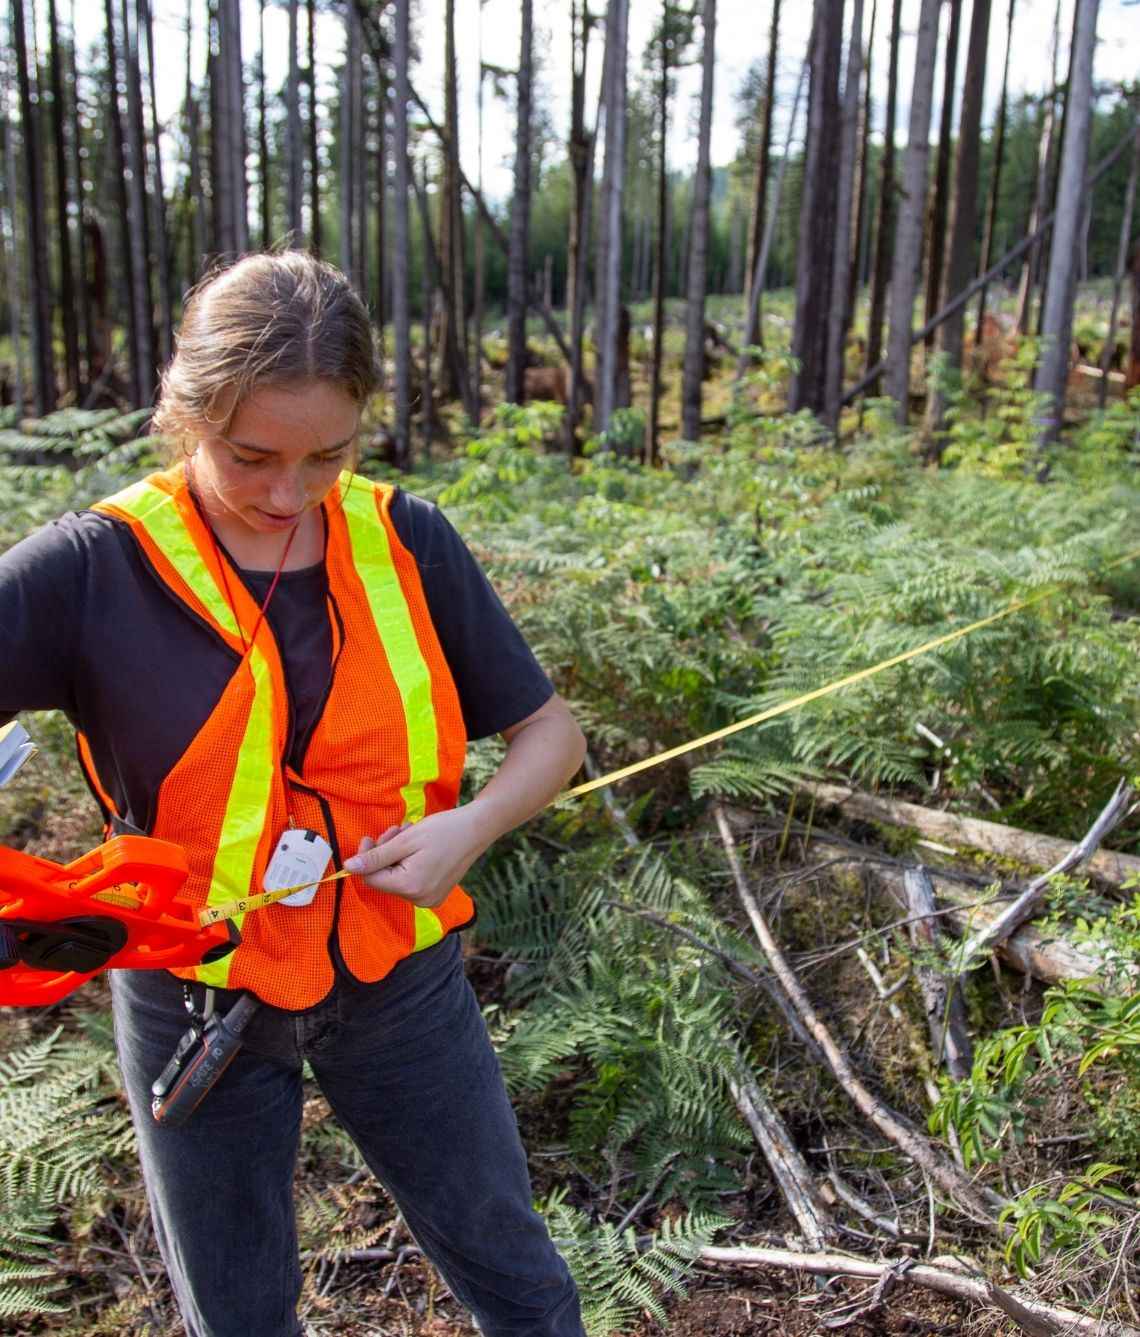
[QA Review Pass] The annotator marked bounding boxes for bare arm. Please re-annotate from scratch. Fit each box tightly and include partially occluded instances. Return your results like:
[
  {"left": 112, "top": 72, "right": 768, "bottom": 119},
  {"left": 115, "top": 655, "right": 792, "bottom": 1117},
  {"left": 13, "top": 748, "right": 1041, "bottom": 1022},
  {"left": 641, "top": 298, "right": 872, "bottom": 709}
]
[{"left": 343, "top": 693, "right": 586, "bottom": 906}]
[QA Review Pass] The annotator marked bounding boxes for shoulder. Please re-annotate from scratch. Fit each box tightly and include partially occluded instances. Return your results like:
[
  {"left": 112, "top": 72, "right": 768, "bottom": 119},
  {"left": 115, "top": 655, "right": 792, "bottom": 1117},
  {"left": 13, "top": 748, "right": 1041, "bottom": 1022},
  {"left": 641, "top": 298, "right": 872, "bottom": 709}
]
[
  {"left": 385, "top": 486, "right": 474, "bottom": 570},
  {"left": 0, "top": 507, "right": 129, "bottom": 575}
]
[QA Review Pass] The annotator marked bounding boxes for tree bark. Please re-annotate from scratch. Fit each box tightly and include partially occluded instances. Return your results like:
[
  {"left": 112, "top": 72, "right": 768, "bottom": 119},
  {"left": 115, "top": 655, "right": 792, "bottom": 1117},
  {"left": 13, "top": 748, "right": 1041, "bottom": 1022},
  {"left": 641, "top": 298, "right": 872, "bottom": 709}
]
[
  {"left": 14, "top": 0, "right": 58, "bottom": 414},
  {"left": 1033, "top": 0, "right": 1099, "bottom": 453},
  {"left": 922, "top": 0, "right": 962, "bottom": 347},
  {"left": 743, "top": 0, "right": 780, "bottom": 352},
  {"left": 1127, "top": 236, "right": 1140, "bottom": 393},
  {"left": 2, "top": 25, "right": 27, "bottom": 410},
  {"left": 373, "top": 55, "right": 387, "bottom": 338},
  {"left": 47, "top": 0, "right": 80, "bottom": 398},
  {"left": 698, "top": 1246, "right": 1140, "bottom": 1336},
  {"left": 974, "top": 0, "right": 1016, "bottom": 347},
  {"left": 595, "top": 0, "right": 629, "bottom": 433},
  {"left": 802, "top": 781, "right": 1140, "bottom": 887},
  {"left": 863, "top": 0, "right": 901, "bottom": 382},
  {"left": 848, "top": 0, "right": 876, "bottom": 319},
  {"left": 392, "top": 0, "right": 411, "bottom": 466},
  {"left": 66, "top": 0, "right": 92, "bottom": 394},
  {"left": 824, "top": 0, "right": 865, "bottom": 428},
  {"left": 140, "top": 0, "right": 172, "bottom": 366},
  {"left": 1015, "top": 1, "right": 1061, "bottom": 334},
  {"left": 215, "top": 0, "right": 248, "bottom": 255},
  {"left": 927, "top": 0, "right": 993, "bottom": 441},
  {"left": 789, "top": 0, "right": 843, "bottom": 416},
  {"left": 1097, "top": 107, "right": 1138, "bottom": 408},
  {"left": 258, "top": 0, "right": 271, "bottom": 247},
  {"left": 680, "top": 0, "right": 717, "bottom": 440},
  {"left": 565, "top": 0, "right": 597, "bottom": 451},
  {"left": 183, "top": 0, "right": 204, "bottom": 281},
  {"left": 307, "top": 0, "right": 321, "bottom": 255},
  {"left": 505, "top": 0, "right": 534, "bottom": 405},
  {"left": 646, "top": 3, "right": 671, "bottom": 465},
  {"left": 884, "top": 0, "right": 940, "bottom": 422},
  {"left": 285, "top": 0, "right": 302, "bottom": 240},
  {"left": 121, "top": 0, "right": 156, "bottom": 401},
  {"left": 903, "top": 867, "right": 973, "bottom": 1081},
  {"left": 438, "top": 0, "right": 472, "bottom": 416},
  {"left": 104, "top": 0, "right": 138, "bottom": 400}
]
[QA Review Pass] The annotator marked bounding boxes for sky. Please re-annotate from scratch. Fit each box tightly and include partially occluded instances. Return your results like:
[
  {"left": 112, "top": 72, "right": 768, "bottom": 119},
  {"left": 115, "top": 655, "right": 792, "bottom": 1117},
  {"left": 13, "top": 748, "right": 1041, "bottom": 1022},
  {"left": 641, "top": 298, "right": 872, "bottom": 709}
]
[{"left": 70, "top": 0, "right": 1139, "bottom": 205}]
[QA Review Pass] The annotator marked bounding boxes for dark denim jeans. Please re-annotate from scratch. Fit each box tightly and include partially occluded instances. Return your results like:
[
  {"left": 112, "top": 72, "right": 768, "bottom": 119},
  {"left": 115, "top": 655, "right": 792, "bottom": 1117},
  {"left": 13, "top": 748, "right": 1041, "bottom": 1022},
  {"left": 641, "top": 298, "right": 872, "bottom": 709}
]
[{"left": 110, "top": 937, "right": 583, "bottom": 1337}]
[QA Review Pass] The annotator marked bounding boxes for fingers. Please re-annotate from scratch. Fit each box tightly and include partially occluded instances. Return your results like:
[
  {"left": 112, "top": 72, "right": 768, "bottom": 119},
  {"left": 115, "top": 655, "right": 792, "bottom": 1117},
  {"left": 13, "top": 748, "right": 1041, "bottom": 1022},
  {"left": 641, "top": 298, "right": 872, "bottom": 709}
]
[{"left": 345, "top": 824, "right": 414, "bottom": 875}]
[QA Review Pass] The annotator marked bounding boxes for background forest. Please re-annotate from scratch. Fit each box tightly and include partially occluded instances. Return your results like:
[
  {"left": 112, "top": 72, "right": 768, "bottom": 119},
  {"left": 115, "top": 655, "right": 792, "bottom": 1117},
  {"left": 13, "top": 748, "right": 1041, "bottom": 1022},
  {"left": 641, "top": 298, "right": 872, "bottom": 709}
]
[{"left": 1, "top": 0, "right": 1140, "bottom": 1333}]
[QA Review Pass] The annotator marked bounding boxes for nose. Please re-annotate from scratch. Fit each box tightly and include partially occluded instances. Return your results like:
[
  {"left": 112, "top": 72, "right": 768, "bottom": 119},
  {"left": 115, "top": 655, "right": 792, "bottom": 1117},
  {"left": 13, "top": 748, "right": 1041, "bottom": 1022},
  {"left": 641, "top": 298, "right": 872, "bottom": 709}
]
[{"left": 267, "top": 468, "right": 308, "bottom": 516}]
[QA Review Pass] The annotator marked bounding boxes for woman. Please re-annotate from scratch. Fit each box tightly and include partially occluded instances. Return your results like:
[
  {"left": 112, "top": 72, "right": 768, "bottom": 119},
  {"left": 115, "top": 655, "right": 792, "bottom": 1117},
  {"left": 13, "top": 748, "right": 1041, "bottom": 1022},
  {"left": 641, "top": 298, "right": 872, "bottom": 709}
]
[{"left": 0, "top": 252, "right": 587, "bottom": 1337}]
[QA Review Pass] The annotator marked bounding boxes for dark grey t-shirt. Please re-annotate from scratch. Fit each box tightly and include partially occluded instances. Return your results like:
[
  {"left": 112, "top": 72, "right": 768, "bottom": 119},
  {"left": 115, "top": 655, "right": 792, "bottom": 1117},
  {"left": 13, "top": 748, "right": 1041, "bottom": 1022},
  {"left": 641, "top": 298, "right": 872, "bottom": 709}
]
[{"left": 0, "top": 489, "right": 552, "bottom": 831}]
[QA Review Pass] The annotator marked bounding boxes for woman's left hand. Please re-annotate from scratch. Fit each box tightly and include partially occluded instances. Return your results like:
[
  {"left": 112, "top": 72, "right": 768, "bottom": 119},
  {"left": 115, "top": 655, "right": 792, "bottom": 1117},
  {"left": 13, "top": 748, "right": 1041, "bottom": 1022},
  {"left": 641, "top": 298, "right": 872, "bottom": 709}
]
[{"left": 343, "top": 807, "right": 490, "bottom": 908}]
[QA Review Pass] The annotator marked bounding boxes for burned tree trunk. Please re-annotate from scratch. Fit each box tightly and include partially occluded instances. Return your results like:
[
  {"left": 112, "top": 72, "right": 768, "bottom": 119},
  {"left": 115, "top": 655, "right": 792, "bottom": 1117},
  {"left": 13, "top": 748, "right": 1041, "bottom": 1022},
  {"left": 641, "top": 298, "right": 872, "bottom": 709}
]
[
  {"left": 680, "top": 0, "right": 717, "bottom": 441},
  {"left": 596, "top": 0, "right": 629, "bottom": 433},
  {"left": 974, "top": 0, "right": 1015, "bottom": 346},
  {"left": 884, "top": 0, "right": 940, "bottom": 421},
  {"left": 505, "top": 0, "right": 534, "bottom": 405},
  {"left": 922, "top": 0, "right": 962, "bottom": 346},
  {"left": 14, "top": 0, "right": 57, "bottom": 414},
  {"left": 392, "top": 0, "right": 412, "bottom": 466},
  {"left": 788, "top": 0, "right": 843, "bottom": 415},
  {"left": 307, "top": 0, "right": 321, "bottom": 255},
  {"left": 743, "top": 0, "right": 780, "bottom": 353},
  {"left": 823, "top": 0, "right": 865, "bottom": 428},
  {"left": 1033, "top": 0, "right": 1099, "bottom": 452},
  {"left": 47, "top": 0, "right": 80, "bottom": 398},
  {"left": 864, "top": 0, "right": 901, "bottom": 382}
]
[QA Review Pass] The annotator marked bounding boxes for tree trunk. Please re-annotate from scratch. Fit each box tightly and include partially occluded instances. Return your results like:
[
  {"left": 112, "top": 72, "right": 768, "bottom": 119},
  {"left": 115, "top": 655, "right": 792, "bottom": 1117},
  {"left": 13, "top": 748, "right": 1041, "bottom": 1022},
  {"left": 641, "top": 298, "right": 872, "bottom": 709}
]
[
  {"left": 847, "top": 0, "right": 876, "bottom": 321},
  {"left": 788, "top": 0, "right": 843, "bottom": 416},
  {"left": 14, "top": 0, "right": 58, "bottom": 414},
  {"left": 737, "top": 56, "right": 808, "bottom": 384},
  {"left": 104, "top": 0, "right": 137, "bottom": 401},
  {"left": 1015, "top": 0, "right": 1061, "bottom": 334},
  {"left": 564, "top": 0, "right": 596, "bottom": 450},
  {"left": 743, "top": 0, "right": 780, "bottom": 352},
  {"left": 215, "top": 0, "right": 248, "bottom": 255},
  {"left": 863, "top": 0, "right": 901, "bottom": 382},
  {"left": 646, "top": 3, "right": 670, "bottom": 466},
  {"left": 47, "top": 0, "right": 80, "bottom": 399},
  {"left": 974, "top": 0, "right": 1015, "bottom": 346},
  {"left": 1127, "top": 237, "right": 1140, "bottom": 393},
  {"left": 67, "top": 0, "right": 92, "bottom": 395},
  {"left": 2, "top": 39, "right": 27, "bottom": 411},
  {"left": 884, "top": 0, "right": 941, "bottom": 422},
  {"left": 1035, "top": 0, "right": 1082, "bottom": 338},
  {"left": 1033, "top": 0, "right": 1099, "bottom": 453},
  {"left": 680, "top": 0, "right": 717, "bottom": 440},
  {"left": 823, "top": 0, "right": 864, "bottom": 428},
  {"left": 473, "top": 8, "right": 486, "bottom": 422},
  {"left": 258, "top": 0, "right": 271, "bottom": 247},
  {"left": 437, "top": 0, "right": 470, "bottom": 413},
  {"left": 392, "top": 0, "right": 411, "bottom": 466},
  {"left": 922, "top": 0, "right": 962, "bottom": 346},
  {"left": 121, "top": 0, "right": 156, "bottom": 401},
  {"left": 185, "top": 0, "right": 204, "bottom": 278},
  {"left": 373, "top": 55, "right": 387, "bottom": 336},
  {"left": 415, "top": 161, "right": 435, "bottom": 457},
  {"left": 927, "top": 0, "right": 993, "bottom": 442},
  {"left": 286, "top": 0, "right": 302, "bottom": 239},
  {"left": 596, "top": 0, "right": 630, "bottom": 433},
  {"left": 1099, "top": 112, "right": 1139, "bottom": 408},
  {"left": 140, "top": 0, "right": 172, "bottom": 366},
  {"left": 307, "top": 0, "right": 321, "bottom": 255},
  {"left": 505, "top": 0, "right": 533, "bottom": 405}
]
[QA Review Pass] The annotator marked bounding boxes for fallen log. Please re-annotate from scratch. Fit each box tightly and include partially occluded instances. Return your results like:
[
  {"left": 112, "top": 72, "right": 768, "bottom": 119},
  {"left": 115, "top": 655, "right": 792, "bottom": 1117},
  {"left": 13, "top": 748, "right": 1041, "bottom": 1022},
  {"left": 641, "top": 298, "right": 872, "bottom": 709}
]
[
  {"left": 698, "top": 1245, "right": 1140, "bottom": 1337},
  {"left": 904, "top": 867, "right": 974, "bottom": 1079},
  {"left": 823, "top": 854, "right": 1108, "bottom": 987},
  {"left": 713, "top": 804, "right": 1006, "bottom": 1229},
  {"left": 729, "top": 1073, "right": 832, "bottom": 1251},
  {"left": 804, "top": 782, "right": 1140, "bottom": 888}
]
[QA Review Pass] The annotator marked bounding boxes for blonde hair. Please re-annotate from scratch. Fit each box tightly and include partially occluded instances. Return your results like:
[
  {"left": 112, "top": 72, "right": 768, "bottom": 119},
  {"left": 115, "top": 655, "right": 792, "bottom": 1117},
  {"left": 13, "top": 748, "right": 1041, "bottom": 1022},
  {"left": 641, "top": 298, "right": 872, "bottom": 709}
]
[{"left": 153, "top": 252, "right": 379, "bottom": 458}]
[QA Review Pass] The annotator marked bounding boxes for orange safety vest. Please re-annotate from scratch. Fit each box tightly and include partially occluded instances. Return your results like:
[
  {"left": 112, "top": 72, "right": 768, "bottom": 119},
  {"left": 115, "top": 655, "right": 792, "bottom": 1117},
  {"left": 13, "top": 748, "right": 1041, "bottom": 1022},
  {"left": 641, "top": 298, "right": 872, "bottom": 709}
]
[{"left": 84, "top": 464, "right": 473, "bottom": 1009}]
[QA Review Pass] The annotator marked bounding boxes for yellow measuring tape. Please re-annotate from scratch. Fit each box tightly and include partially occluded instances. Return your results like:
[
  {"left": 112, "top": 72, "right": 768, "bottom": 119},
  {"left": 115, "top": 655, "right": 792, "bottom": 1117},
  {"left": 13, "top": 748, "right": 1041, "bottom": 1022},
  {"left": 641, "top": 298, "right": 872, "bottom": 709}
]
[{"left": 199, "top": 545, "right": 1140, "bottom": 929}]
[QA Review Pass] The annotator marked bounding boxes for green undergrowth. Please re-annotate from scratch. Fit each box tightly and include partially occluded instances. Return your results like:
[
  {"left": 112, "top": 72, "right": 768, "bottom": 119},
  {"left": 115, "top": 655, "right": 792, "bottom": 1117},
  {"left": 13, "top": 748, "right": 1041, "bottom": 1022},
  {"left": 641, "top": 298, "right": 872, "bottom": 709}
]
[{"left": 1, "top": 389, "right": 1139, "bottom": 1328}]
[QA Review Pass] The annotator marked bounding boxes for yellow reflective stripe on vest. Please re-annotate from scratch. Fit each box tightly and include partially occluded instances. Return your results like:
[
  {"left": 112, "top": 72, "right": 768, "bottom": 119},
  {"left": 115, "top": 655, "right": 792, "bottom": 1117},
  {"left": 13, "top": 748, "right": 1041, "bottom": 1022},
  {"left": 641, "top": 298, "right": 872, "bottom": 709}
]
[
  {"left": 413, "top": 906, "right": 445, "bottom": 952},
  {"left": 339, "top": 477, "right": 438, "bottom": 824},
  {"left": 104, "top": 478, "right": 278, "bottom": 985},
  {"left": 194, "top": 645, "right": 277, "bottom": 987},
  {"left": 99, "top": 479, "right": 243, "bottom": 640}
]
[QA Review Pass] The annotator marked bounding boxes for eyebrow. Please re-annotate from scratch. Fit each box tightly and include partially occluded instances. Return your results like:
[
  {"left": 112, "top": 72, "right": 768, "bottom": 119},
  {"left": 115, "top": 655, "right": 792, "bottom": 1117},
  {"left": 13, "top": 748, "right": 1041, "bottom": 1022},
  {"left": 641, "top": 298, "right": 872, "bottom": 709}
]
[{"left": 221, "top": 435, "right": 356, "bottom": 455}]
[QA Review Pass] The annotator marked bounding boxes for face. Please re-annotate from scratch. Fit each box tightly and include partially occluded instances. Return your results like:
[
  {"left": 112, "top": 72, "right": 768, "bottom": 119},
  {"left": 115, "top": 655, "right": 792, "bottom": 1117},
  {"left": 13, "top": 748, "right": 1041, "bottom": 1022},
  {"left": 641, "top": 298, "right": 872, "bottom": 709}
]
[{"left": 189, "top": 380, "right": 361, "bottom": 542}]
